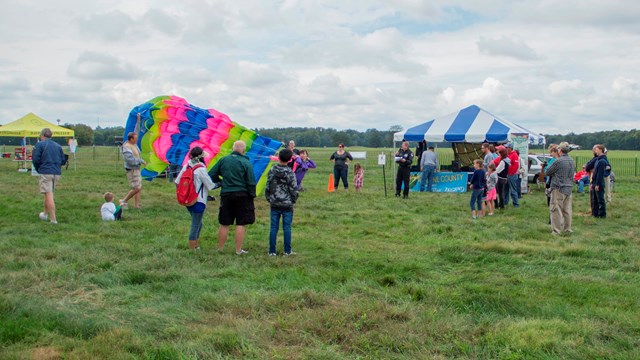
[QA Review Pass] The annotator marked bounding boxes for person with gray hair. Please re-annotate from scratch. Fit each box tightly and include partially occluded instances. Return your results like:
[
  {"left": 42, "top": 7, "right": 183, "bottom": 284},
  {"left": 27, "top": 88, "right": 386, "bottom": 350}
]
[
  {"left": 419, "top": 146, "right": 438, "bottom": 192},
  {"left": 544, "top": 143, "right": 576, "bottom": 235},
  {"left": 210, "top": 140, "right": 256, "bottom": 255},
  {"left": 32, "top": 128, "right": 66, "bottom": 224}
]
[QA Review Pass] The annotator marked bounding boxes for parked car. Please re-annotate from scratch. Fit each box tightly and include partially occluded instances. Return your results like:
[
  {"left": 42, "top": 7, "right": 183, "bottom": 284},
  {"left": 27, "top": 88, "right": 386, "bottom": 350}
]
[{"left": 527, "top": 154, "right": 553, "bottom": 183}]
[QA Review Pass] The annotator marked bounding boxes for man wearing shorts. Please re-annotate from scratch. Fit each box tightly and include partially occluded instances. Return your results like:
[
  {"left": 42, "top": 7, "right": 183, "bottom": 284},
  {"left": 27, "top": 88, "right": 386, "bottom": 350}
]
[
  {"left": 210, "top": 140, "right": 256, "bottom": 255},
  {"left": 32, "top": 128, "right": 66, "bottom": 224},
  {"left": 121, "top": 132, "right": 146, "bottom": 209}
]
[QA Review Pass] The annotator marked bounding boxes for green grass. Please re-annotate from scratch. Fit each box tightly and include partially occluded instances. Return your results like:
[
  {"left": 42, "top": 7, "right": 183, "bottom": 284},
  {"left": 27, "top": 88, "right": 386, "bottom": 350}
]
[{"left": 1, "top": 146, "right": 639, "bottom": 359}]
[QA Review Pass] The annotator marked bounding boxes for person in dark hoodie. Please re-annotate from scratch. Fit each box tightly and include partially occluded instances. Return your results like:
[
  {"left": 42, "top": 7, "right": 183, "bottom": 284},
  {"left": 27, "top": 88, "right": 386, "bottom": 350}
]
[
  {"left": 265, "top": 149, "right": 299, "bottom": 256},
  {"left": 590, "top": 144, "right": 609, "bottom": 218}
]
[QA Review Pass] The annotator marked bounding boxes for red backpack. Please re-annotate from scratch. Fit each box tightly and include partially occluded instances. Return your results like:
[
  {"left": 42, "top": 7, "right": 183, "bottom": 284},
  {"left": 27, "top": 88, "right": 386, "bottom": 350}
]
[{"left": 176, "top": 163, "right": 205, "bottom": 206}]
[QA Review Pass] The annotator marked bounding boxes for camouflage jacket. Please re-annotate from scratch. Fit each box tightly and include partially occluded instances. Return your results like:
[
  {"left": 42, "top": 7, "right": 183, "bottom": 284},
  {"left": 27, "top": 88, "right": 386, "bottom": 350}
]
[{"left": 265, "top": 164, "right": 298, "bottom": 210}]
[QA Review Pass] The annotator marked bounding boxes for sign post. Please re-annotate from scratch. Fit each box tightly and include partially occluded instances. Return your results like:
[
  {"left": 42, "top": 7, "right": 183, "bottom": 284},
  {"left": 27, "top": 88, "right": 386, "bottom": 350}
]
[
  {"left": 68, "top": 138, "right": 78, "bottom": 170},
  {"left": 512, "top": 134, "right": 529, "bottom": 194},
  {"left": 378, "top": 153, "right": 387, "bottom": 197}
]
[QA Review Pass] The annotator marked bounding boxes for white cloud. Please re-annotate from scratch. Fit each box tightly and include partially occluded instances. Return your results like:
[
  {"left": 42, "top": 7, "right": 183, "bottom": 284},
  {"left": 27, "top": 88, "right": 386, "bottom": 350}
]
[
  {"left": 0, "top": 1, "right": 639, "bottom": 134},
  {"left": 477, "top": 35, "right": 540, "bottom": 60},
  {"left": 0, "top": 76, "right": 30, "bottom": 93},
  {"left": 548, "top": 79, "right": 583, "bottom": 95},
  {"left": 68, "top": 52, "right": 141, "bottom": 80},
  {"left": 77, "top": 10, "right": 136, "bottom": 42},
  {"left": 611, "top": 77, "right": 640, "bottom": 99}
]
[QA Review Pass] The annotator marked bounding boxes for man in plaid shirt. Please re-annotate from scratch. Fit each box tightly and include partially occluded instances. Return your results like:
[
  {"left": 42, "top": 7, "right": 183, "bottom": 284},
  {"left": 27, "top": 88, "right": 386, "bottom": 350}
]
[{"left": 544, "top": 143, "right": 575, "bottom": 235}]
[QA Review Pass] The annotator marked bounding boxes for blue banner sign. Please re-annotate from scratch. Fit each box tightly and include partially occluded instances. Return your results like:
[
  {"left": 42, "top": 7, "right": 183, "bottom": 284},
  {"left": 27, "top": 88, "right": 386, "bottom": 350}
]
[{"left": 409, "top": 172, "right": 468, "bottom": 193}]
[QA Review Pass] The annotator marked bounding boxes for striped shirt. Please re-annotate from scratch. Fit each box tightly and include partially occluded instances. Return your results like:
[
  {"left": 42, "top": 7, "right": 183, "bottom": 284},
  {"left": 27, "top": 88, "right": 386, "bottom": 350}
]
[{"left": 544, "top": 154, "right": 575, "bottom": 195}]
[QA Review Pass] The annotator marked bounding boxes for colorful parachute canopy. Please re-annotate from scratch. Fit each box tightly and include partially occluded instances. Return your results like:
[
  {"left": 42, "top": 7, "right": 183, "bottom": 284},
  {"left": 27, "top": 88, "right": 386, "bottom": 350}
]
[{"left": 123, "top": 95, "right": 282, "bottom": 194}]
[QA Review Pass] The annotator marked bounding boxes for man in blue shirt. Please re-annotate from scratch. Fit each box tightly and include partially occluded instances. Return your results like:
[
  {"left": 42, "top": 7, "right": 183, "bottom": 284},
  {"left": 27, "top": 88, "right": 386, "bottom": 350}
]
[{"left": 32, "top": 128, "right": 66, "bottom": 224}]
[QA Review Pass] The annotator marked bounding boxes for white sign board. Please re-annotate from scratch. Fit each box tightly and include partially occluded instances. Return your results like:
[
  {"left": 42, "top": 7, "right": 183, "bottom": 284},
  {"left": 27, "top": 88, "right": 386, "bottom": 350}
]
[
  {"left": 378, "top": 153, "right": 386, "bottom": 165},
  {"left": 68, "top": 139, "right": 78, "bottom": 154},
  {"left": 512, "top": 134, "right": 529, "bottom": 194},
  {"left": 350, "top": 151, "right": 367, "bottom": 160}
]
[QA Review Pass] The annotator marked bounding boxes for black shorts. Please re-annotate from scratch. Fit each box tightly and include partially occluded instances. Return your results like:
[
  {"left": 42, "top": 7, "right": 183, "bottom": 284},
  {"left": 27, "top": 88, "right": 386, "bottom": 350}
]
[{"left": 218, "top": 192, "right": 255, "bottom": 226}]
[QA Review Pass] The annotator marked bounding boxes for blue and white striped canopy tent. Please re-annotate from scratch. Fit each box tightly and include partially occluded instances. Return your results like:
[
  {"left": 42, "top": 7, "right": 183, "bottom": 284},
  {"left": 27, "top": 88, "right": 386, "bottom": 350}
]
[{"left": 393, "top": 105, "right": 546, "bottom": 146}]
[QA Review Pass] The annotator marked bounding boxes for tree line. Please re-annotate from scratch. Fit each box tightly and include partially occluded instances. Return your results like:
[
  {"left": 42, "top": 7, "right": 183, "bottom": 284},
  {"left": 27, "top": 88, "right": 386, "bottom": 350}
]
[
  {"left": 545, "top": 129, "right": 640, "bottom": 150},
  {"left": 2, "top": 124, "right": 638, "bottom": 150}
]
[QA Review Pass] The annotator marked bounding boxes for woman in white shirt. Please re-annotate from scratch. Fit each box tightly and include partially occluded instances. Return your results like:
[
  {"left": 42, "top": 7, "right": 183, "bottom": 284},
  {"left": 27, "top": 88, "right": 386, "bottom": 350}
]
[{"left": 175, "top": 147, "right": 216, "bottom": 251}]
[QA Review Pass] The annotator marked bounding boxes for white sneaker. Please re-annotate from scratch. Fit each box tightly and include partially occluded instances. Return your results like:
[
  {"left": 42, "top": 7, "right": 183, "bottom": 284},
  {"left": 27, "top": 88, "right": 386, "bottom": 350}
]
[
  {"left": 284, "top": 251, "right": 297, "bottom": 256},
  {"left": 39, "top": 212, "right": 48, "bottom": 221},
  {"left": 269, "top": 253, "right": 276, "bottom": 257},
  {"left": 236, "top": 249, "right": 249, "bottom": 255},
  {"left": 119, "top": 200, "right": 128, "bottom": 209}
]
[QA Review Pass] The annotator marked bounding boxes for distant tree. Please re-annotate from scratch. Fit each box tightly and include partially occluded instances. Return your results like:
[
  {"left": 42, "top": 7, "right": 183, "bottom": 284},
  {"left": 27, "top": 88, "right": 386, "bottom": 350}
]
[
  {"left": 63, "top": 123, "right": 93, "bottom": 146},
  {"left": 331, "top": 132, "right": 352, "bottom": 147},
  {"left": 364, "top": 128, "right": 383, "bottom": 148},
  {"left": 93, "top": 126, "right": 125, "bottom": 146},
  {"left": 388, "top": 125, "right": 403, "bottom": 132},
  {"left": 297, "top": 130, "right": 321, "bottom": 147}
]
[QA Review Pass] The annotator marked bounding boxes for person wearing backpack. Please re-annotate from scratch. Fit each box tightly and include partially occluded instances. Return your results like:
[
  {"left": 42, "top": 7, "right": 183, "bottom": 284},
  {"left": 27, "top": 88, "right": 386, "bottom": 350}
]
[
  {"left": 175, "top": 147, "right": 216, "bottom": 251},
  {"left": 265, "top": 149, "right": 298, "bottom": 256}
]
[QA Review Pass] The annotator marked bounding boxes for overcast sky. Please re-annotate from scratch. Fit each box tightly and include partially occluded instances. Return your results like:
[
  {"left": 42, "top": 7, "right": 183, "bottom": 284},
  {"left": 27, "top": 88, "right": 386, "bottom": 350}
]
[{"left": 1, "top": 0, "right": 639, "bottom": 134}]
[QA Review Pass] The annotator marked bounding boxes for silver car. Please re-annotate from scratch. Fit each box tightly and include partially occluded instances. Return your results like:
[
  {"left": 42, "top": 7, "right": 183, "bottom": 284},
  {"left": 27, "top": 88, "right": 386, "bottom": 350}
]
[{"left": 527, "top": 154, "right": 553, "bottom": 183}]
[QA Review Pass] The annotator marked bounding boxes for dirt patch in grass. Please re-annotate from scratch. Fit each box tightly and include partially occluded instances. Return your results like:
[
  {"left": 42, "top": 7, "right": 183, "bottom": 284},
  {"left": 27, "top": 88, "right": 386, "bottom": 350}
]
[{"left": 32, "top": 347, "right": 61, "bottom": 360}]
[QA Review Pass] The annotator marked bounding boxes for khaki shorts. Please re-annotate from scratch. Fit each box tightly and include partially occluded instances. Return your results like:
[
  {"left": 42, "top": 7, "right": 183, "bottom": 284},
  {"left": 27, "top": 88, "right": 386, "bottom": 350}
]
[
  {"left": 39, "top": 174, "right": 60, "bottom": 193},
  {"left": 126, "top": 169, "right": 142, "bottom": 189}
]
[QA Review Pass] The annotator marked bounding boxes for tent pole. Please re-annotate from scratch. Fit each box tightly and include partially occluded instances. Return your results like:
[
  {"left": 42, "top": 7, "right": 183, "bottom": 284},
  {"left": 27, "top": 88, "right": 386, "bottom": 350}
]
[{"left": 392, "top": 139, "right": 396, "bottom": 180}]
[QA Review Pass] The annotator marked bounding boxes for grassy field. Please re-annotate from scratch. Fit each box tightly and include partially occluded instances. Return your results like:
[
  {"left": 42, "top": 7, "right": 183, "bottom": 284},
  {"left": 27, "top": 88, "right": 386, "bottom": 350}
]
[{"left": 1, "top": 146, "right": 639, "bottom": 359}]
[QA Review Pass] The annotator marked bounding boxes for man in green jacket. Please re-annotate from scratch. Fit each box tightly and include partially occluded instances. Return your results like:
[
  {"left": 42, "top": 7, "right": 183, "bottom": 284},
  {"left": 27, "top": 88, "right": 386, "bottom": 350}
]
[{"left": 210, "top": 140, "right": 256, "bottom": 255}]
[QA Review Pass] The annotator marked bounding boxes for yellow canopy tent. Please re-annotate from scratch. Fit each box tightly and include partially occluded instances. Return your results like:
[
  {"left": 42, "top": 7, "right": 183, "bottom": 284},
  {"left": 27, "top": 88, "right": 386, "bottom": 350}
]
[
  {"left": 0, "top": 113, "right": 75, "bottom": 172},
  {"left": 0, "top": 112, "right": 74, "bottom": 137}
]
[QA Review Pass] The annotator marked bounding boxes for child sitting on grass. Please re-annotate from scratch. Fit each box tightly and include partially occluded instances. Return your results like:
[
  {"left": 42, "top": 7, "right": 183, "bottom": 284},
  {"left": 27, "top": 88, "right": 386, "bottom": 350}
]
[
  {"left": 353, "top": 162, "right": 364, "bottom": 193},
  {"left": 101, "top": 192, "right": 122, "bottom": 221},
  {"left": 469, "top": 159, "right": 486, "bottom": 219},
  {"left": 265, "top": 149, "right": 299, "bottom": 256}
]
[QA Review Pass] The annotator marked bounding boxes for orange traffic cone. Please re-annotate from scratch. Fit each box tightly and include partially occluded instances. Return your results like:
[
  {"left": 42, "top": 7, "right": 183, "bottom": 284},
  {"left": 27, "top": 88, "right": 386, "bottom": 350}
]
[{"left": 328, "top": 174, "right": 335, "bottom": 192}]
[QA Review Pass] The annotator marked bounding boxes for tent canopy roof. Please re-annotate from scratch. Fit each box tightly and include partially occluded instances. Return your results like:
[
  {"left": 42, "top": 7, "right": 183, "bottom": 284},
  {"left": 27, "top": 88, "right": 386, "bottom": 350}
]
[
  {"left": 394, "top": 105, "right": 545, "bottom": 145},
  {"left": 0, "top": 113, "right": 74, "bottom": 137}
]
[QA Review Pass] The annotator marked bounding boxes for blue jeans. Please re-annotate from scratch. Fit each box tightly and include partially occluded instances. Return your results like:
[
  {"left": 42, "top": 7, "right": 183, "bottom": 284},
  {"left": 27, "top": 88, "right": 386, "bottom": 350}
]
[
  {"left": 270, "top": 208, "right": 293, "bottom": 254},
  {"left": 507, "top": 174, "right": 520, "bottom": 206},
  {"left": 420, "top": 165, "right": 436, "bottom": 192},
  {"left": 470, "top": 189, "right": 484, "bottom": 211},
  {"left": 334, "top": 167, "right": 349, "bottom": 189},
  {"left": 188, "top": 210, "right": 204, "bottom": 240},
  {"left": 577, "top": 176, "right": 589, "bottom": 193}
]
